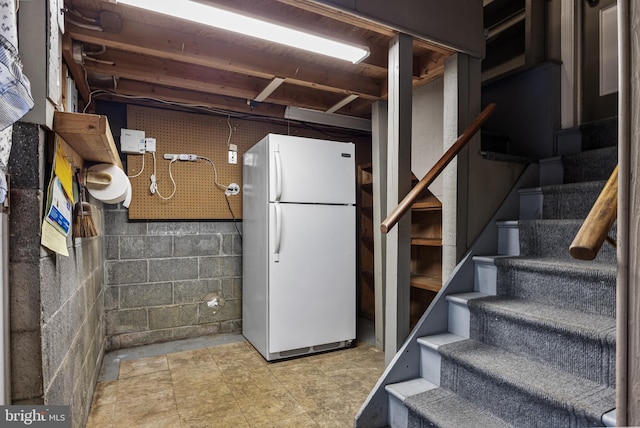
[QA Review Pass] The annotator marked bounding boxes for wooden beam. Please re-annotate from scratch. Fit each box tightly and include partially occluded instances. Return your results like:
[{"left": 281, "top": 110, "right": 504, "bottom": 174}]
[
  {"left": 102, "top": 79, "right": 287, "bottom": 118},
  {"left": 66, "top": 19, "right": 385, "bottom": 99},
  {"left": 61, "top": 34, "right": 91, "bottom": 104},
  {"left": 82, "top": 49, "right": 354, "bottom": 112}
]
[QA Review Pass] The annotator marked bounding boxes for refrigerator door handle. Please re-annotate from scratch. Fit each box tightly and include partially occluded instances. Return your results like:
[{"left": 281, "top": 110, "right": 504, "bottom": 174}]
[
  {"left": 274, "top": 150, "right": 282, "bottom": 202},
  {"left": 274, "top": 202, "right": 282, "bottom": 262}
]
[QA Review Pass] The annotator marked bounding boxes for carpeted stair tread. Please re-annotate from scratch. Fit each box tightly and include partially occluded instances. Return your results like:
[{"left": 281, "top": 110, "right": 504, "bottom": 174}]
[
  {"left": 518, "top": 219, "right": 616, "bottom": 263},
  {"left": 438, "top": 340, "right": 616, "bottom": 427},
  {"left": 562, "top": 146, "right": 617, "bottom": 183},
  {"left": 541, "top": 181, "right": 606, "bottom": 219},
  {"left": 405, "top": 387, "right": 511, "bottom": 428},
  {"left": 494, "top": 256, "right": 616, "bottom": 317},
  {"left": 469, "top": 296, "right": 616, "bottom": 386},
  {"left": 470, "top": 297, "right": 616, "bottom": 337}
]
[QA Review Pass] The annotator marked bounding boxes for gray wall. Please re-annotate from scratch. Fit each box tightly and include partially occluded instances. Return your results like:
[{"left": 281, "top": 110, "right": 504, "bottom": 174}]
[
  {"left": 103, "top": 206, "right": 242, "bottom": 350},
  {"left": 9, "top": 122, "right": 107, "bottom": 427}
]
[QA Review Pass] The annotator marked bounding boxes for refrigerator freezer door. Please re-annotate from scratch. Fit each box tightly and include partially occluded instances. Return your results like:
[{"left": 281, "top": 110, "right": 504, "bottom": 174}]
[
  {"left": 268, "top": 135, "right": 355, "bottom": 205},
  {"left": 268, "top": 203, "right": 355, "bottom": 354}
]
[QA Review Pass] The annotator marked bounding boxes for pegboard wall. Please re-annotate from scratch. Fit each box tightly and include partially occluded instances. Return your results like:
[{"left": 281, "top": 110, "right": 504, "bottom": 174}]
[{"left": 125, "top": 105, "right": 360, "bottom": 220}]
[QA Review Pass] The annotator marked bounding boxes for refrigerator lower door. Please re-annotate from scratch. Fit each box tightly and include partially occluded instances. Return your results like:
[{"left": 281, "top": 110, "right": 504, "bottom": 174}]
[{"left": 268, "top": 203, "right": 355, "bottom": 354}]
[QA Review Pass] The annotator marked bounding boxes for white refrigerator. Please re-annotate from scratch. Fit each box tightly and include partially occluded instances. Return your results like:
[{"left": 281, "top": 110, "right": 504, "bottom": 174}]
[{"left": 242, "top": 134, "right": 356, "bottom": 361}]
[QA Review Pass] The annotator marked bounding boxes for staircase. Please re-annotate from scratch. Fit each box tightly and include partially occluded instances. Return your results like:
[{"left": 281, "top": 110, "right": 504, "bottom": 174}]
[{"left": 356, "top": 145, "right": 618, "bottom": 427}]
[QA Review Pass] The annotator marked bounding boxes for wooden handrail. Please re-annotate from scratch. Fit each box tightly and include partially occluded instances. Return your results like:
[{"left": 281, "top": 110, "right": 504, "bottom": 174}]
[
  {"left": 381, "top": 103, "right": 497, "bottom": 234},
  {"left": 569, "top": 165, "right": 618, "bottom": 260}
]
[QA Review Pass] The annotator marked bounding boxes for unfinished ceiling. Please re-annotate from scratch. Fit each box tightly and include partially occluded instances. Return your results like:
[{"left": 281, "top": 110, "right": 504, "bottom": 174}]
[{"left": 63, "top": 0, "right": 453, "bottom": 124}]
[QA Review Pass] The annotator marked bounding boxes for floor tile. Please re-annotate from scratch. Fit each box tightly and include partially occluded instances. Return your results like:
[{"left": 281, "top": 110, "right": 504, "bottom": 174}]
[
  {"left": 118, "top": 354, "right": 168, "bottom": 379},
  {"left": 236, "top": 388, "right": 306, "bottom": 424},
  {"left": 86, "top": 337, "right": 385, "bottom": 428}
]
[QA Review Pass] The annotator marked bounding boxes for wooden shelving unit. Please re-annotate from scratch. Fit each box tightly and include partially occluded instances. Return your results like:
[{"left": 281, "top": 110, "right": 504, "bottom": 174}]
[
  {"left": 356, "top": 164, "right": 444, "bottom": 328},
  {"left": 409, "top": 188, "right": 443, "bottom": 327},
  {"left": 357, "top": 163, "right": 375, "bottom": 321}
]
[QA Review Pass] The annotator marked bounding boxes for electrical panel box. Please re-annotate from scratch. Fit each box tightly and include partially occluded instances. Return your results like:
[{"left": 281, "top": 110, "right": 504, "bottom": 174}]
[{"left": 121, "top": 128, "right": 146, "bottom": 154}]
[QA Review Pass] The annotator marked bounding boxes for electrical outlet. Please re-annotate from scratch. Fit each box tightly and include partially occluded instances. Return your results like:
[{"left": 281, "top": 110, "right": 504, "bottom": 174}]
[
  {"left": 225, "top": 183, "right": 240, "bottom": 196},
  {"left": 228, "top": 150, "right": 237, "bottom": 164}
]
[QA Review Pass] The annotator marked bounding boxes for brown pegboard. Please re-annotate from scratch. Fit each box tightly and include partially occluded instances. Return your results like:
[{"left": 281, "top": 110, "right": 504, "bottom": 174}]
[{"left": 125, "top": 105, "right": 364, "bottom": 220}]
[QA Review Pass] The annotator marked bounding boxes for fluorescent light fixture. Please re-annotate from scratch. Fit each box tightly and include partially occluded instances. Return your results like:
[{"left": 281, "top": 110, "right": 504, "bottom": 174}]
[
  {"left": 285, "top": 106, "right": 371, "bottom": 132},
  {"left": 254, "top": 77, "right": 286, "bottom": 102},
  {"left": 118, "top": 0, "right": 370, "bottom": 64}
]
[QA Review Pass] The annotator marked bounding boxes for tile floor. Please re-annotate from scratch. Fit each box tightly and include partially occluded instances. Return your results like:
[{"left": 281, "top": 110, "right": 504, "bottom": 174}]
[{"left": 85, "top": 335, "right": 385, "bottom": 427}]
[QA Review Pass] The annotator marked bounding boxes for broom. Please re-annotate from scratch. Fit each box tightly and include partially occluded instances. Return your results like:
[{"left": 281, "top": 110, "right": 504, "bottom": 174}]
[{"left": 73, "top": 171, "right": 97, "bottom": 238}]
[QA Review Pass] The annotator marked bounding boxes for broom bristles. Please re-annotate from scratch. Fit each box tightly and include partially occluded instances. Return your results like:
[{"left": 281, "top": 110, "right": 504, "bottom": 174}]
[{"left": 73, "top": 201, "right": 97, "bottom": 238}]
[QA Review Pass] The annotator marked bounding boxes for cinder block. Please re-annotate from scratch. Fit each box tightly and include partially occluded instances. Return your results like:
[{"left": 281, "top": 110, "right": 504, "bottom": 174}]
[
  {"left": 148, "top": 304, "right": 198, "bottom": 330},
  {"left": 222, "top": 234, "right": 243, "bottom": 255},
  {"left": 9, "top": 122, "right": 44, "bottom": 189},
  {"left": 104, "top": 286, "right": 119, "bottom": 311},
  {"left": 199, "top": 222, "right": 238, "bottom": 234},
  {"left": 174, "top": 279, "right": 220, "bottom": 304},
  {"left": 172, "top": 323, "right": 220, "bottom": 341},
  {"left": 9, "top": 189, "right": 44, "bottom": 262},
  {"left": 119, "top": 282, "right": 173, "bottom": 309},
  {"left": 106, "top": 260, "right": 148, "bottom": 285},
  {"left": 174, "top": 234, "right": 221, "bottom": 257},
  {"left": 148, "top": 258, "right": 198, "bottom": 282},
  {"left": 105, "top": 308, "right": 148, "bottom": 335},
  {"left": 11, "top": 331, "right": 43, "bottom": 401},
  {"left": 198, "top": 298, "right": 241, "bottom": 324},
  {"left": 10, "top": 262, "right": 41, "bottom": 332},
  {"left": 221, "top": 277, "right": 242, "bottom": 299},
  {"left": 120, "top": 236, "right": 173, "bottom": 259},
  {"left": 105, "top": 236, "right": 119, "bottom": 260},
  {"left": 220, "top": 319, "right": 242, "bottom": 334},
  {"left": 147, "top": 222, "right": 199, "bottom": 235},
  {"left": 199, "top": 256, "right": 241, "bottom": 279},
  {"left": 110, "top": 329, "right": 173, "bottom": 350},
  {"left": 104, "top": 210, "right": 147, "bottom": 236}
]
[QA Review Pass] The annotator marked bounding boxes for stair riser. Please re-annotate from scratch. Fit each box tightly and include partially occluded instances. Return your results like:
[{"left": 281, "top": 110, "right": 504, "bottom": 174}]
[
  {"left": 419, "top": 346, "right": 442, "bottom": 386},
  {"left": 495, "top": 261, "right": 616, "bottom": 317},
  {"left": 439, "top": 359, "right": 606, "bottom": 428},
  {"left": 496, "top": 221, "right": 519, "bottom": 256},
  {"left": 474, "top": 258, "right": 498, "bottom": 295},
  {"left": 469, "top": 304, "right": 616, "bottom": 386},
  {"left": 388, "top": 394, "right": 408, "bottom": 428}
]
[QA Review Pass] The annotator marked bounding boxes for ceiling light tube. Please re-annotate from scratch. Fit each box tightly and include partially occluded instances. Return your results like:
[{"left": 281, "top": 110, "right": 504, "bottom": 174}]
[{"left": 117, "top": 0, "right": 370, "bottom": 64}]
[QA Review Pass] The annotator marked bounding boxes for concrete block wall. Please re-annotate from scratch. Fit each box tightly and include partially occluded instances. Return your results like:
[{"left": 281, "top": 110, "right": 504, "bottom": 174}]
[
  {"left": 9, "top": 123, "right": 108, "bottom": 427},
  {"left": 103, "top": 206, "right": 242, "bottom": 350}
]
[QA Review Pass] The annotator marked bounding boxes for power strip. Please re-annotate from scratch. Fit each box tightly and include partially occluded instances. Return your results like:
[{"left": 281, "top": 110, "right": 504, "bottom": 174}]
[{"left": 163, "top": 154, "right": 197, "bottom": 161}]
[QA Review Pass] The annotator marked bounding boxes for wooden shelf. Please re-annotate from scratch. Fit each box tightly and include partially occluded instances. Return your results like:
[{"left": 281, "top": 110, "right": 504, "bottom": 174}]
[
  {"left": 410, "top": 275, "right": 442, "bottom": 292},
  {"left": 53, "top": 111, "right": 123, "bottom": 169},
  {"left": 411, "top": 238, "right": 442, "bottom": 247},
  {"left": 412, "top": 201, "right": 442, "bottom": 211}
]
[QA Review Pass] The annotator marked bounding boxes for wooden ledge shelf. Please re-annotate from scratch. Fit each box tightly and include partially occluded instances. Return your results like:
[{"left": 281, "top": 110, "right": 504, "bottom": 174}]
[
  {"left": 412, "top": 201, "right": 442, "bottom": 211},
  {"left": 410, "top": 275, "right": 442, "bottom": 292},
  {"left": 53, "top": 111, "right": 123, "bottom": 169},
  {"left": 411, "top": 238, "right": 442, "bottom": 247}
]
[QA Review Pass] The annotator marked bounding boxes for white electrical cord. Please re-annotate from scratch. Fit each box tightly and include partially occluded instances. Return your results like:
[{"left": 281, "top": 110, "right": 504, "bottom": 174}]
[
  {"left": 127, "top": 153, "right": 145, "bottom": 178},
  {"left": 197, "top": 155, "right": 229, "bottom": 193},
  {"left": 150, "top": 152, "right": 177, "bottom": 200}
]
